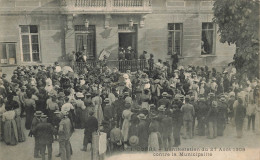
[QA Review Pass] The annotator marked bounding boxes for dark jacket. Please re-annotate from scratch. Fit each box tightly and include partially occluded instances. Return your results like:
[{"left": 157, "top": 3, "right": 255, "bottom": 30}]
[
  {"left": 33, "top": 122, "right": 55, "bottom": 144},
  {"left": 84, "top": 116, "right": 98, "bottom": 135}
]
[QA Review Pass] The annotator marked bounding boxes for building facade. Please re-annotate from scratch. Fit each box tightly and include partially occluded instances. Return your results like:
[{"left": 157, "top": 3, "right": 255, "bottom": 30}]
[{"left": 0, "top": 0, "right": 235, "bottom": 70}]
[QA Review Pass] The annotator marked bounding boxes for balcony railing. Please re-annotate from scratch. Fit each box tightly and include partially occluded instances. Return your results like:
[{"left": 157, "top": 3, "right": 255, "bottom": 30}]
[
  {"left": 72, "top": 59, "right": 148, "bottom": 73},
  {"left": 75, "top": 0, "right": 106, "bottom": 7},
  {"left": 60, "top": 0, "right": 152, "bottom": 13}
]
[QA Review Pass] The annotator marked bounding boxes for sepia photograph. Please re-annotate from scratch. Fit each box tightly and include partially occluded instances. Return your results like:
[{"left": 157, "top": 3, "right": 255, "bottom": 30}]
[{"left": 0, "top": 0, "right": 259, "bottom": 160}]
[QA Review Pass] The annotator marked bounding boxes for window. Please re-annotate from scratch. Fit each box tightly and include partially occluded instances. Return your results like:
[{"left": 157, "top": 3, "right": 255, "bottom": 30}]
[
  {"left": 201, "top": 23, "right": 215, "bottom": 55},
  {"left": 168, "top": 23, "right": 182, "bottom": 55},
  {"left": 20, "top": 25, "right": 40, "bottom": 62},
  {"left": 75, "top": 25, "right": 96, "bottom": 59},
  {"left": 0, "top": 43, "right": 16, "bottom": 64}
]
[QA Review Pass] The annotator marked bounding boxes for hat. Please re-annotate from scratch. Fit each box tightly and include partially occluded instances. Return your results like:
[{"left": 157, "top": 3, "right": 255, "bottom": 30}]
[
  {"left": 61, "top": 110, "right": 68, "bottom": 116},
  {"left": 185, "top": 95, "right": 190, "bottom": 99},
  {"left": 219, "top": 97, "right": 226, "bottom": 102},
  {"left": 158, "top": 105, "right": 166, "bottom": 112},
  {"left": 79, "top": 75, "right": 84, "bottom": 79},
  {"left": 58, "top": 92, "right": 65, "bottom": 98},
  {"left": 118, "top": 94, "right": 124, "bottom": 98},
  {"left": 212, "top": 78, "right": 216, "bottom": 81},
  {"left": 76, "top": 92, "right": 84, "bottom": 98},
  {"left": 127, "top": 46, "right": 132, "bottom": 50},
  {"left": 208, "top": 93, "right": 215, "bottom": 97},
  {"left": 162, "top": 92, "right": 168, "bottom": 97},
  {"left": 104, "top": 98, "right": 110, "bottom": 103},
  {"left": 85, "top": 93, "right": 92, "bottom": 96},
  {"left": 199, "top": 97, "right": 205, "bottom": 101},
  {"left": 150, "top": 113, "right": 158, "bottom": 119},
  {"left": 35, "top": 111, "right": 42, "bottom": 117},
  {"left": 170, "top": 84, "right": 175, "bottom": 88},
  {"left": 21, "top": 86, "right": 27, "bottom": 90},
  {"left": 40, "top": 115, "right": 48, "bottom": 118},
  {"left": 54, "top": 110, "right": 61, "bottom": 114},
  {"left": 137, "top": 114, "right": 146, "bottom": 120},
  {"left": 129, "top": 136, "right": 139, "bottom": 146},
  {"left": 223, "top": 71, "right": 228, "bottom": 74},
  {"left": 154, "top": 79, "right": 160, "bottom": 84},
  {"left": 49, "top": 91, "right": 57, "bottom": 97},
  {"left": 149, "top": 104, "right": 156, "bottom": 109},
  {"left": 201, "top": 81, "right": 206, "bottom": 84},
  {"left": 124, "top": 92, "right": 129, "bottom": 96}
]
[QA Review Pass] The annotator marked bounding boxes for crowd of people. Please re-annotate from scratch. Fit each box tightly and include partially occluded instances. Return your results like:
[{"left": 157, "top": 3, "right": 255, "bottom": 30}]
[{"left": 0, "top": 58, "right": 259, "bottom": 159}]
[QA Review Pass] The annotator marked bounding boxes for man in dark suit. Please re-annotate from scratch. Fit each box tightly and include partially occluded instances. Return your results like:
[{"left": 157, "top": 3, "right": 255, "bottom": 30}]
[
  {"left": 81, "top": 110, "right": 98, "bottom": 151},
  {"left": 33, "top": 115, "right": 56, "bottom": 160}
]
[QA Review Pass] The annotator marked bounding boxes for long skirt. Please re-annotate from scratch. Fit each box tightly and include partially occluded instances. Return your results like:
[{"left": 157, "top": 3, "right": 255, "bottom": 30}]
[
  {"left": 121, "top": 119, "right": 130, "bottom": 142},
  {"left": 15, "top": 116, "right": 26, "bottom": 142},
  {"left": 25, "top": 111, "right": 34, "bottom": 130},
  {"left": 148, "top": 132, "right": 160, "bottom": 151},
  {"left": 4, "top": 119, "right": 18, "bottom": 145}
]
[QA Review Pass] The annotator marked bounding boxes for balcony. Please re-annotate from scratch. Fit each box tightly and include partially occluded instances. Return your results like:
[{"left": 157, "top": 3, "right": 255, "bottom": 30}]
[{"left": 60, "top": 0, "right": 152, "bottom": 14}]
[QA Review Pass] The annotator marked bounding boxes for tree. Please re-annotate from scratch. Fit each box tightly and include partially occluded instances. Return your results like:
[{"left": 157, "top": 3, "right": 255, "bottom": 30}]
[{"left": 213, "top": 0, "right": 259, "bottom": 80}]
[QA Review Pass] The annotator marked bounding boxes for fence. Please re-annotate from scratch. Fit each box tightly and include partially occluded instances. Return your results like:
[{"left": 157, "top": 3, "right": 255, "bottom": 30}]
[{"left": 72, "top": 59, "right": 148, "bottom": 73}]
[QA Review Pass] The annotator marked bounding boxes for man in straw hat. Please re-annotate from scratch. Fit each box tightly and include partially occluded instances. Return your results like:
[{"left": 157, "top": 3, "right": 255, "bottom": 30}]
[
  {"left": 30, "top": 111, "right": 43, "bottom": 158},
  {"left": 157, "top": 92, "right": 171, "bottom": 109},
  {"left": 33, "top": 114, "right": 55, "bottom": 160},
  {"left": 181, "top": 95, "right": 195, "bottom": 139},
  {"left": 58, "top": 110, "right": 73, "bottom": 160}
]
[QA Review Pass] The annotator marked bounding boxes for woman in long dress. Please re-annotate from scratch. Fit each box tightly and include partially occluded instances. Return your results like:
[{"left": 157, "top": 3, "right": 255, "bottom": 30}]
[
  {"left": 121, "top": 103, "right": 133, "bottom": 146},
  {"left": 2, "top": 105, "right": 18, "bottom": 145},
  {"left": 12, "top": 92, "right": 26, "bottom": 142},
  {"left": 24, "top": 92, "right": 36, "bottom": 130},
  {"left": 140, "top": 89, "right": 151, "bottom": 111},
  {"left": 92, "top": 93, "right": 104, "bottom": 126},
  {"left": 148, "top": 115, "right": 162, "bottom": 151}
]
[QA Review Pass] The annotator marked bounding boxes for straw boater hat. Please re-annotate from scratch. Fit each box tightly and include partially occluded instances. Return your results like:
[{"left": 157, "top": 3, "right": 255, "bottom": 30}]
[
  {"left": 76, "top": 92, "right": 84, "bottom": 98},
  {"left": 129, "top": 136, "right": 139, "bottom": 146},
  {"left": 104, "top": 98, "right": 110, "bottom": 103},
  {"left": 54, "top": 110, "right": 61, "bottom": 114},
  {"left": 34, "top": 111, "right": 43, "bottom": 117},
  {"left": 162, "top": 92, "right": 168, "bottom": 97},
  {"left": 158, "top": 105, "right": 166, "bottom": 112},
  {"left": 137, "top": 114, "right": 146, "bottom": 120}
]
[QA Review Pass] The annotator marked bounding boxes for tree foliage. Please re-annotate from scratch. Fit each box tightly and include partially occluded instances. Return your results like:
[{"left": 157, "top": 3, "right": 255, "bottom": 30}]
[{"left": 213, "top": 0, "right": 259, "bottom": 80}]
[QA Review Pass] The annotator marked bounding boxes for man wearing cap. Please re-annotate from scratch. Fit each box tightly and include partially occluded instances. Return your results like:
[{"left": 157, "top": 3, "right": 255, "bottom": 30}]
[
  {"left": 103, "top": 98, "right": 115, "bottom": 122},
  {"left": 59, "top": 111, "right": 73, "bottom": 160},
  {"left": 196, "top": 97, "right": 208, "bottom": 136},
  {"left": 75, "top": 92, "right": 86, "bottom": 129},
  {"left": 217, "top": 96, "right": 228, "bottom": 136},
  {"left": 171, "top": 97, "right": 183, "bottom": 147},
  {"left": 82, "top": 110, "right": 98, "bottom": 152},
  {"left": 112, "top": 94, "right": 125, "bottom": 128},
  {"left": 161, "top": 110, "right": 173, "bottom": 151},
  {"left": 30, "top": 111, "right": 43, "bottom": 158},
  {"left": 33, "top": 115, "right": 56, "bottom": 160},
  {"left": 137, "top": 113, "right": 149, "bottom": 151},
  {"left": 157, "top": 92, "right": 171, "bottom": 109},
  {"left": 180, "top": 95, "right": 195, "bottom": 139}
]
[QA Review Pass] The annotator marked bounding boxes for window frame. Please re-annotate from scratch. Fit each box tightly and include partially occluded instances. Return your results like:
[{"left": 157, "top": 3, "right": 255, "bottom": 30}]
[
  {"left": 167, "top": 23, "right": 183, "bottom": 56},
  {"left": 19, "top": 25, "right": 41, "bottom": 63},
  {"left": 201, "top": 22, "right": 216, "bottom": 55},
  {"left": 74, "top": 25, "right": 96, "bottom": 60},
  {"left": 0, "top": 42, "right": 17, "bottom": 64}
]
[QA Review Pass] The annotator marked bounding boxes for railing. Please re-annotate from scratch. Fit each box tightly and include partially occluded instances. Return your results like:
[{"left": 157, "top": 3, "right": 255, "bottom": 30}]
[
  {"left": 72, "top": 59, "right": 148, "bottom": 73},
  {"left": 60, "top": 0, "right": 152, "bottom": 13},
  {"left": 113, "top": 0, "right": 143, "bottom": 7},
  {"left": 75, "top": 0, "right": 106, "bottom": 7}
]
